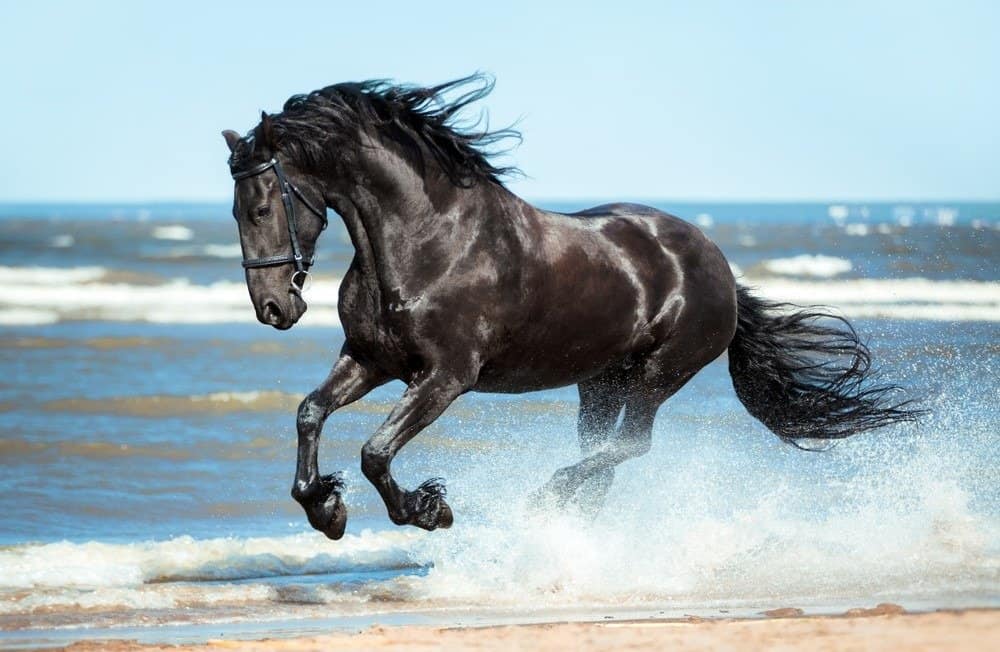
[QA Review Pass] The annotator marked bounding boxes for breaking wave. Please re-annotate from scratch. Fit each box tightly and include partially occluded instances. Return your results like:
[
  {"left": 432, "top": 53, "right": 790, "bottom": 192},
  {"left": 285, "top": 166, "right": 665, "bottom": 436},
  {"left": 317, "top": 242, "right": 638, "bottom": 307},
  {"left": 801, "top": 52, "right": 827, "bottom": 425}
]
[
  {"left": 1, "top": 408, "right": 996, "bottom": 629},
  {"left": 33, "top": 390, "right": 533, "bottom": 421},
  {"left": 753, "top": 277, "right": 1000, "bottom": 321},
  {"left": 758, "top": 254, "right": 853, "bottom": 278},
  {"left": 0, "top": 266, "right": 340, "bottom": 326},
  {"left": 148, "top": 243, "right": 245, "bottom": 260},
  {"left": 1, "top": 266, "right": 998, "bottom": 325},
  {"left": 41, "top": 391, "right": 306, "bottom": 417},
  {"left": 151, "top": 225, "right": 194, "bottom": 241},
  {"left": 0, "top": 531, "right": 421, "bottom": 593}
]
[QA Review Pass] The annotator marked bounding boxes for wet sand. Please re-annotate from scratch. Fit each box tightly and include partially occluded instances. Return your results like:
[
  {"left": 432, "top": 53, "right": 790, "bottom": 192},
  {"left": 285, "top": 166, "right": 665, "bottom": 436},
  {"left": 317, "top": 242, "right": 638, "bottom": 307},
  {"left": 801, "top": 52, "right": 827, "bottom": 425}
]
[{"left": 60, "top": 608, "right": 999, "bottom": 651}]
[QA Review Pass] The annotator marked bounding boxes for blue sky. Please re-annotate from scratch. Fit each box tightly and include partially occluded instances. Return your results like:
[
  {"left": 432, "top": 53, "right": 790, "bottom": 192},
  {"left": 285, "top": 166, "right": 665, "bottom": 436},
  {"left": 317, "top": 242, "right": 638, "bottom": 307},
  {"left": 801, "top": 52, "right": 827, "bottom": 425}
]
[{"left": 1, "top": 1, "right": 997, "bottom": 202}]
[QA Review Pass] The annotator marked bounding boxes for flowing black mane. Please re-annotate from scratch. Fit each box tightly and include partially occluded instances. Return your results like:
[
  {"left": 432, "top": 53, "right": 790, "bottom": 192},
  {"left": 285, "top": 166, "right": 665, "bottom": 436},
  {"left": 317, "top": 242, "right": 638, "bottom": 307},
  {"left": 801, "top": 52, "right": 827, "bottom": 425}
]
[{"left": 230, "top": 74, "right": 520, "bottom": 188}]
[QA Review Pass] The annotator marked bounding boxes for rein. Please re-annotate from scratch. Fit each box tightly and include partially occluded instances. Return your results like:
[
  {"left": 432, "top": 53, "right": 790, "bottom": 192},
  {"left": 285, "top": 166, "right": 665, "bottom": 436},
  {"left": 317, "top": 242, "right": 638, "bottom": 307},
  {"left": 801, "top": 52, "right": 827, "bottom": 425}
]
[{"left": 232, "top": 158, "right": 328, "bottom": 294}]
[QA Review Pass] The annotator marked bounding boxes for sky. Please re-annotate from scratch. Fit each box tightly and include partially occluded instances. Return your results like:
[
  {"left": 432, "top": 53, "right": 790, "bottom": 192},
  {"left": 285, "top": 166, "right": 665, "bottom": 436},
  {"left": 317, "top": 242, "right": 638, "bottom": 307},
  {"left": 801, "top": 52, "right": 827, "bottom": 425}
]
[{"left": 1, "top": 1, "right": 998, "bottom": 202}]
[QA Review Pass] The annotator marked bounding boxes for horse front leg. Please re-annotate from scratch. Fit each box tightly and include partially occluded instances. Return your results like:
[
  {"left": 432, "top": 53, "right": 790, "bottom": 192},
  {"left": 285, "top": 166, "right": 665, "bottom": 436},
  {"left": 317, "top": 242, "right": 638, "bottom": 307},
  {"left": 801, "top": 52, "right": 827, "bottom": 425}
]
[
  {"left": 292, "top": 349, "right": 386, "bottom": 540},
  {"left": 361, "top": 372, "right": 468, "bottom": 531}
]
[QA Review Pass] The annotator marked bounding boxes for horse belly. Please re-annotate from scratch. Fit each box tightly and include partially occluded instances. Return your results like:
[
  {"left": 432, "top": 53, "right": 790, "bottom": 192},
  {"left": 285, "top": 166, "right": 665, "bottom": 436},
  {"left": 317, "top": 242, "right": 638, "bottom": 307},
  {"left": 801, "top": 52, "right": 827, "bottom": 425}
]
[
  {"left": 474, "top": 263, "right": 651, "bottom": 393},
  {"left": 473, "top": 340, "right": 632, "bottom": 393}
]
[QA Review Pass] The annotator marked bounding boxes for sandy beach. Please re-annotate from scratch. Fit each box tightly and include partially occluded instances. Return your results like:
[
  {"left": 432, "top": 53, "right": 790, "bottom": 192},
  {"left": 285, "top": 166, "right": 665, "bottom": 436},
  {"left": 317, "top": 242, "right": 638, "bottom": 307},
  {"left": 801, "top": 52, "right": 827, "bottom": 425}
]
[{"left": 57, "top": 608, "right": 999, "bottom": 652}]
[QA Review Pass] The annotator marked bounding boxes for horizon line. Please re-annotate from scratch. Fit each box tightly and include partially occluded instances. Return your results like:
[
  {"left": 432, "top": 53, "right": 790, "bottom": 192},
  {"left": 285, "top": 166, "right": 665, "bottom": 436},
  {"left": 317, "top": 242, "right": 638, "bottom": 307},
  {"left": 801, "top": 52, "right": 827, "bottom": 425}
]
[{"left": 1, "top": 197, "right": 998, "bottom": 206}]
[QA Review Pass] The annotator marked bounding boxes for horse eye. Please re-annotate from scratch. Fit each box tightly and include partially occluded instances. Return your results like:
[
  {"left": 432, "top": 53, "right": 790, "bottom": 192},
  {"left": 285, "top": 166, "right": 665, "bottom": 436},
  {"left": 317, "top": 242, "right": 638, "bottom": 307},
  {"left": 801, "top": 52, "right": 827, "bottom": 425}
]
[{"left": 255, "top": 205, "right": 271, "bottom": 218}]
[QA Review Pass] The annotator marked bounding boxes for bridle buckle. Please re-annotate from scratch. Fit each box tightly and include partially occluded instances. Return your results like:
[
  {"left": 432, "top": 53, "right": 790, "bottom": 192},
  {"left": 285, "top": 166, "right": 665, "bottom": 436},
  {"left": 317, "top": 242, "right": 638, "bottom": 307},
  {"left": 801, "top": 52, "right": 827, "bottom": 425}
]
[{"left": 290, "top": 270, "right": 313, "bottom": 296}]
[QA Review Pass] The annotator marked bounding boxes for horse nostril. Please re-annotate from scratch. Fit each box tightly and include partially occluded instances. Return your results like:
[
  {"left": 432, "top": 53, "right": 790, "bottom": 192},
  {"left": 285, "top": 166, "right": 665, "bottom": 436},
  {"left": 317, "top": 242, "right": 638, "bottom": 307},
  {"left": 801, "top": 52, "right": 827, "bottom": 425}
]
[{"left": 261, "top": 300, "right": 283, "bottom": 326}]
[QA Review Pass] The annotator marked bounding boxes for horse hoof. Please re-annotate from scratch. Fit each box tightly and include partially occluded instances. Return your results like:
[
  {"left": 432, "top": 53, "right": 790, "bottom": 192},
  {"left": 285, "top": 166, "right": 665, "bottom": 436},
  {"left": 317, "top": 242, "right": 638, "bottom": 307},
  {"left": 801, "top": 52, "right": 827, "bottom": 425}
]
[
  {"left": 411, "top": 496, "right": 452, "bottom": 531},
  {"left": 526, "top": 484, "right": 563, "bottom": 515},
  {"left": 304, "top": 474, "right": 347, "bottom": 540},
  {"left": 310, "top": 495, "right": 347, "bottom": 540},
  {"left": 436, "top": 500, "right": 454, "bottom": 529},
  {"left": 406, "top": 478, "right": 453, "bottom": 531},
  {"left": 321, "top": 512, "right": 347, "bottom": 540}
]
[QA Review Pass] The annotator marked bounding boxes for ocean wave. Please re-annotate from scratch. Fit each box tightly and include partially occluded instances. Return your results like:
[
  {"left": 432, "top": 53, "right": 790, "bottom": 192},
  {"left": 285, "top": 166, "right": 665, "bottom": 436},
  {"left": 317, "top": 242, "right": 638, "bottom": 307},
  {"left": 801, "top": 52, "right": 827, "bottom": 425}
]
[
  {"left": 0, "top": 335, "right": 161, "bottom": 350},
  {"left": 49, "top": 234, "right": 75, "bottom": 248},
  {"left": 151, "top": 225, "right": 194, "bottom": 241},
  {"left": 41, "top": 390, "right": 305, "bottom": 417},
  {"left": 148, "top": 243, "right": 245, "bottom": 261},
  {"left": 0, "top": 406, "right": 996, "bottom": 627},
  {"left": 0, "top": 531, "right": 423, "bottom": 624},
  {"left": 757, "top": 254, "right": 853, "bottom": 278},
  {"left": 0, "top": 308, "right": 60, "bottom": 325},
  {"left": 0, "top": 266, "right": 108, "bottom": 284},
  {"left": 202, "top": 244, "right": 243, "bottom": 259},
  {"left": 0, "top": 266, "right": 340, "bottom": 326},
  {"left": 0, "top": 266, "right": 998, "bottom": 325},
  {"left": 34, "top": 388, "right": 552, "bottom": 421},
  {"left": 0, "top": 464, "right": 995, "bottom": 621},
  {"left": 0, "top": 530, "right": 421, "bottom": 593},
  {"left": 755, "top": 278, "right": 1000, "bottom": 320}
]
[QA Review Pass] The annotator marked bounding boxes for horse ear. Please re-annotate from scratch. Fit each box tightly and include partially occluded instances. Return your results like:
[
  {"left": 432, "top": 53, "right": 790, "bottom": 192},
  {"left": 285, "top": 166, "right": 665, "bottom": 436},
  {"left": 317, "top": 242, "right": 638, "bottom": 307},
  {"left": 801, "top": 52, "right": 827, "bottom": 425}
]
[
  {"left": 260, "top": 111, "right": 275, "bottom": 146},
  {"left": 222, "top": 130, "right": 241, "bottom": 153}
]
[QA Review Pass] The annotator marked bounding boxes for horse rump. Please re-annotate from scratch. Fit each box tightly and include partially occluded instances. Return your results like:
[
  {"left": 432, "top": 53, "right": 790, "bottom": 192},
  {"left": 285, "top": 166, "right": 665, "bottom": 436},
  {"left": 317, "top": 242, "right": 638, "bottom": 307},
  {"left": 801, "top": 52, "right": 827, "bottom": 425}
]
[{"left": 727, "top": 285, "right": 922, "bottom": 447}]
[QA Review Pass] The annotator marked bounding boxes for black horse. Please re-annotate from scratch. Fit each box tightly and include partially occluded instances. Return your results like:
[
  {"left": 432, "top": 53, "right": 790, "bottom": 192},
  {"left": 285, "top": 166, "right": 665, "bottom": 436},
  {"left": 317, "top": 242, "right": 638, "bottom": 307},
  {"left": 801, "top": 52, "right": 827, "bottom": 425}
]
[{"left": 222, "top": 75, "right": 918, "bottom": 540}]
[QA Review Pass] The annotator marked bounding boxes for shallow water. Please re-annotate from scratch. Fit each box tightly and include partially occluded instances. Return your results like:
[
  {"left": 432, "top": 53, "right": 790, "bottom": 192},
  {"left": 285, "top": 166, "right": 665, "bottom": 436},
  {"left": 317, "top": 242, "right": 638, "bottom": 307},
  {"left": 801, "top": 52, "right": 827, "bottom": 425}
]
[{"left": 0, "top": 202, "right": 997, "bottom": 645}]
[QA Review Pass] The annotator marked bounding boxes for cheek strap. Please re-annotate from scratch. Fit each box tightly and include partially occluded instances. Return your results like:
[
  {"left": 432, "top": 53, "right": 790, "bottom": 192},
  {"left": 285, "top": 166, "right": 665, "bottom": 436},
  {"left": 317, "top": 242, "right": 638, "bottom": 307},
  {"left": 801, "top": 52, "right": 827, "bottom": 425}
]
[{"left": 233, "top": 158, "right": 328, "bottom": 275}]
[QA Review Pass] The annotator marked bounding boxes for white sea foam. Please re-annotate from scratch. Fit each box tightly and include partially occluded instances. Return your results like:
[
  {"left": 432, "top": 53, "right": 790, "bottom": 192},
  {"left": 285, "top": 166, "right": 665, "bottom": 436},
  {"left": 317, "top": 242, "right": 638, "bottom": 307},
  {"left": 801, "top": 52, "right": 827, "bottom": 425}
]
[
  {"left": 0, "top": 308, "right": 60, "bottom": 325},
  {"left": 754, "top": 277, "right": 1000, "bottom": 305},
  {"left": 404, "top": 407, "right": 1000, "bottom": 610},
  {"left": 0, "top": 414, "right": 996, "bottom": 622},
  {"left": 0, "top": 266, "right": 340, "bottom": 326},
  {"left": 7, "top": 582, "right": 276, "bottom": 615},
  {"left": 152, "top": 225, "right": 194, "bottom": 241},
  {"left": 0, "top": 267, "right": 998, "bottom": 325},
  {"left": 936, "top": 208, "right": 958, "bottom": 226},
  {"left": 827, "top": 205, "right": 849, "bottom": 221},
  {"left": 50, "top": 234, "right": 75, "bottom": 248},
  {"left": 0, "top": 266, "right": 107, "bottom": 285},
  {"left": 0, "top": 532, "right": 421, "bottom": 621},
  {"left": 201, "top": 243, "right": 243, "bottom": 258},
  {"left": 153, "top": 244, "right": 244, "bottom": 260},
  {"left": 750, "top": 277, "right": 1000, "bottom": 321},
  {"left": 760, "top": 254, "right": 853, "bottom": 278},
  {"left": 694, "top": 213, "right": 714, "bottom": 229},
  {"left": 0, "top": 530, "right": 419, "bottom": 593}
]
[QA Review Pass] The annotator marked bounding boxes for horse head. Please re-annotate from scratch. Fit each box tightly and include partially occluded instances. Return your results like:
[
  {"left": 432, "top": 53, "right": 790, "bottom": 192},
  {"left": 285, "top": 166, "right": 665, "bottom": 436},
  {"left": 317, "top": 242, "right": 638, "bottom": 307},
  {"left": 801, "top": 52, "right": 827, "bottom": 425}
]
[{"left": 223, "top": 116, "right": 328, "bottom": 330}]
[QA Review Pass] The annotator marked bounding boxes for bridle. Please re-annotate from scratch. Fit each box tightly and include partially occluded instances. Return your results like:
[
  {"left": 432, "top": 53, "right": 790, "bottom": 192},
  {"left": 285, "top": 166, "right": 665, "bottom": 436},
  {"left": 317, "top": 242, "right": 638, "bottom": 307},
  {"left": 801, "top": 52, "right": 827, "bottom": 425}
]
[{"left": 231, "top": 158, "right": 328, "bottom": 295}]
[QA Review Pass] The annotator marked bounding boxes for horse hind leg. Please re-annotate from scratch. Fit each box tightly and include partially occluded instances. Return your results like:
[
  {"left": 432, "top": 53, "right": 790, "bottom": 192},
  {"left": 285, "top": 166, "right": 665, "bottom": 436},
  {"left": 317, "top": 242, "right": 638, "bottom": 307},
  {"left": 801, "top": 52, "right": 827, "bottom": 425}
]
[
  {"left": 532, "top": 365, "right": 697, "bottom": 518},
  {"left": 531, "top": 388, "right": 657, "bottom": 515},
  {"left": 571, "top": 373, "right": 628, "bottom": 516}
]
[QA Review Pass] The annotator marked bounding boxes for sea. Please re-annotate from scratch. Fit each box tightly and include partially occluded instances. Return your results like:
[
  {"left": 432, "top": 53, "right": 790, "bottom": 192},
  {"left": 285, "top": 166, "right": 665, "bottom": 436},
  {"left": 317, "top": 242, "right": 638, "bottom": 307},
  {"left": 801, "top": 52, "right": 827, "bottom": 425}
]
[{"left": 0, "top": 201, "right": 997, "bottom": 648}]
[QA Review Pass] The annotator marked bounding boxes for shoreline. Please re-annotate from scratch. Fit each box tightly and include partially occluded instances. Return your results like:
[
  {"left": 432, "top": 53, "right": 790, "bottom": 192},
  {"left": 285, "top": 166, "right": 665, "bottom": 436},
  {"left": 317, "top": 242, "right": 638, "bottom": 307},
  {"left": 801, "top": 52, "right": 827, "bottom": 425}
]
[{"left": 41, "top": 607, "right": 1000, "bottom": 652}]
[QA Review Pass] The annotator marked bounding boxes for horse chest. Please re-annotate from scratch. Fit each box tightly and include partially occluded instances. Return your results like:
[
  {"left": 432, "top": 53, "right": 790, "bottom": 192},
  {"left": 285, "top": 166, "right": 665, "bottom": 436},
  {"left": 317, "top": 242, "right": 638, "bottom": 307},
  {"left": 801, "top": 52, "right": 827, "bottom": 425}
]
[{"left": 337, "top": 269, "right": 413, "bottom": 375}]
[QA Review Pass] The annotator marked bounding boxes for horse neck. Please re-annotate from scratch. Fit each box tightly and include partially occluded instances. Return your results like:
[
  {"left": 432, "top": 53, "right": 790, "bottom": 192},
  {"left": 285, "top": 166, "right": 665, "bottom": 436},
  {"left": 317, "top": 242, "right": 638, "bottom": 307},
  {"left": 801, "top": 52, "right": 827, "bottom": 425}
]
[{"left": 323, "top": 141, "right": 526, "bottom": 295}]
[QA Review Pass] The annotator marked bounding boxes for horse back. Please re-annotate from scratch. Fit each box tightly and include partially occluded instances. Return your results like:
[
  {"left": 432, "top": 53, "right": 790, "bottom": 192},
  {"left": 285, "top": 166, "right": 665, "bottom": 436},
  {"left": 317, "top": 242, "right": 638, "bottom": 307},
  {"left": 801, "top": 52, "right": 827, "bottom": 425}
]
[{"left": 472, "top": 202, "right": 735, "bottom": 392}]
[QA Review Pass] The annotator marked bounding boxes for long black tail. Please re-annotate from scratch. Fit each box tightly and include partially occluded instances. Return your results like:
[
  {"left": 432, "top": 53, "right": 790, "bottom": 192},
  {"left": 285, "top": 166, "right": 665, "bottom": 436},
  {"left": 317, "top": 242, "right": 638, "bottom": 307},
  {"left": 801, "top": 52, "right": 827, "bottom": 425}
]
[{"left": 728, "top": 285, "right": 921, "bottom": 446}]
